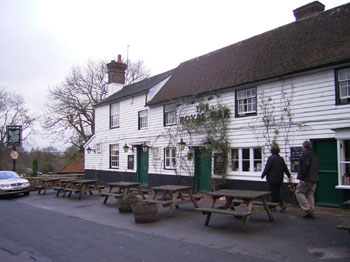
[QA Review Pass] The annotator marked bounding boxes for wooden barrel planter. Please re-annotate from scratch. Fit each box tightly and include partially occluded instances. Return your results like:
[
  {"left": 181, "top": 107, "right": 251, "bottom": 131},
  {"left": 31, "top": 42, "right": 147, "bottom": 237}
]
[
  {"left": 132, "top": 202, "right": 158, "bottom": 223},
  {"left": 117, "top": 195, "right": 139, "bottom": 213}
]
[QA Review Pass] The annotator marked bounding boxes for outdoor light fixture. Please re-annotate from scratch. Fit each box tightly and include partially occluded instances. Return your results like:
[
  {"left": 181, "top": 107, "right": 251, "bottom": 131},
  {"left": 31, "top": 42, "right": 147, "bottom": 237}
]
[
  {"left": 86, "top": 146, "right": 95, "bottom": 154},
  {"left": 178, "top": 138, "right": 186, "bottom": 151},
  {"left": 123, "top": 143, "right": 129, "bottom": 153},
  {"left": 142, "top": 142, "right": 149, "bottom": 153}
]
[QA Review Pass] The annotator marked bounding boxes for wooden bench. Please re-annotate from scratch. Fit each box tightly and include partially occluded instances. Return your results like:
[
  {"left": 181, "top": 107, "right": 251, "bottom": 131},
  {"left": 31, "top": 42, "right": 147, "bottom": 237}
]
[
  {"left": 100, "top": 192, "right": 123, "bottom": 204},
  {"left": 89, "top": 185, "right": 105, "bottom": 190},
  {"left": 62, "top": 188, "right": 81, "bottom": 198},
  {"left": 196, "top": 207, "right": 252, "bottom": 231},
  {"left": 129, "top": 187, "right": 151, "bottom": 194},
  {"left": 337, "top": 224, "right": 350, "bottom": 235},
  {"left": 53, "top": 186, "right": 64, "bottom": 196},
  {"left": 145, "top": 199, "right": 174, "bottom": 207},
  {"left": 180, "top": 194, "right": 204, "bottom": 201},
  {"left": 232, "top": 199, "right": 281, "bottom": 208},
  {"left": 35, "top": 186, "right": 45, "bottom": 194}
]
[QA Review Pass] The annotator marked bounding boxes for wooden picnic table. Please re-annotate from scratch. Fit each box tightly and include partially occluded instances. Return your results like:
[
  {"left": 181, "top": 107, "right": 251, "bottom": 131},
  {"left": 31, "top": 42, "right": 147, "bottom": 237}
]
[
  {"left": 62, "top": 179, "right": 99, "bottom": 200},
  {"left": 147, "top": 185, "right": 199, "bottom": 217},
  {"left": 53, "top": 178, "right": 76, "bottom": 197},
  {"left": 196, "top": 189, "right": 273, "bottom": 232},
  {"left": 101, "top": 181, "right": 146, "bottom": 204},
  {"left": 36, "top": 178, "right": 61, "bottom": 195}
]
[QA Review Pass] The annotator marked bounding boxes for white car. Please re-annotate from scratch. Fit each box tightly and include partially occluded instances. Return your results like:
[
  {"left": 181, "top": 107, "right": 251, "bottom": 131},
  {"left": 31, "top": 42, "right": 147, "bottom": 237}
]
[{"left": 0, "top": 171, "right": 30, "bottom": 196}]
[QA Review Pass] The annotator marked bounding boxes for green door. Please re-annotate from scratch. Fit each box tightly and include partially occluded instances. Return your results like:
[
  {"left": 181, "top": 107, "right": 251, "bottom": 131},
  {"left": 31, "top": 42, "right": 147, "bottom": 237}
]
[
  {"left": 312, "top": 139, "right": 342, "bottom": 207},
  {"left": 137, "top": 147, "right": 149, "bottom": 185},
  {"left": 194, "top": 148, "right": 212, "bottom": 192}
]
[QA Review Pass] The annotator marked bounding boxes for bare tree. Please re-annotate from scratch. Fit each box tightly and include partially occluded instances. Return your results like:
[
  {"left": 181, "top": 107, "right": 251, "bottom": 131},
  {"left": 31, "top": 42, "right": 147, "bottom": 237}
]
[
  {"left": 125, "top": 59, "right": 151, "bottom": 86},
  {"left": 0, "top": 88, "right": 35, "bottom": 169},
  {"left": 43, "top": 59, "right": 150, "bottom": 148}
]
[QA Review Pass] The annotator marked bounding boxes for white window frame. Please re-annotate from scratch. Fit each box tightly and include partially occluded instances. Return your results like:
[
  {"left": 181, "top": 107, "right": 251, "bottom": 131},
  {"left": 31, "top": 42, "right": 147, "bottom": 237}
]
[
  {"left": 236, "top": 88, "right": 257, "bottom": 116},
  {"left": 338, "top": 140, "right": 350, "bottom": 187},
  {"left": 164, "top": 147, "right": 176, "bottom": 169},
  {"left": 164, "top": 104, "right": 177, "bottom": 126},
  {"left": 110, "top": 144, "right": 119, "bottom": 168},
  {"left": 110, "top": 103, "right": 120, "bottom": 128},
  {"left": 231, "top": 147, "right": 263, "bottom": 173},
  {"left": 138, "top": 109, "right": 148, "bottom": 130},
  {"left": 95, "top": 143, "right": 102, "bottom": 154},
  {"left": 337, "top": 68, "right": 350, "bottom": 101}
]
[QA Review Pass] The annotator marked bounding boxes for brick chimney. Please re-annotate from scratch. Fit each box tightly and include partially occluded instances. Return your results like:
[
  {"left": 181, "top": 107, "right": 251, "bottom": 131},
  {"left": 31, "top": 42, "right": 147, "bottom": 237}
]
[
  {"left": 293, "top": 1, "right": 325, "bottom": 20},
  {"left": 107, "top": 54, "right": 127, "bottom": 96}
]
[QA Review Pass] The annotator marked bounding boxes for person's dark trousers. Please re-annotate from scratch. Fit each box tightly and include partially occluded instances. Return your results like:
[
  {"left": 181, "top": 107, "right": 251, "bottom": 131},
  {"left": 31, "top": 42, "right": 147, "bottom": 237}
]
[{"left": 268, "top": 183, "right": 283, "bottom": 206}]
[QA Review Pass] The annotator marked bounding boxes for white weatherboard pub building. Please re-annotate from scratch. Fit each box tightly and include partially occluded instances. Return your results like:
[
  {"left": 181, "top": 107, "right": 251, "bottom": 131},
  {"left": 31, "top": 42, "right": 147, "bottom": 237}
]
[{"left": 85, "top": 1, "right": 350, "bottom": 207}]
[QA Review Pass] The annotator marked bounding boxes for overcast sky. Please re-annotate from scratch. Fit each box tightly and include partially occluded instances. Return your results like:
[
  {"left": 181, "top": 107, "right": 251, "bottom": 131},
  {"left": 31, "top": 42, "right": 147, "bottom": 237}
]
[{"left": 0, "top": 0, "right": 348, "bottom": 150}]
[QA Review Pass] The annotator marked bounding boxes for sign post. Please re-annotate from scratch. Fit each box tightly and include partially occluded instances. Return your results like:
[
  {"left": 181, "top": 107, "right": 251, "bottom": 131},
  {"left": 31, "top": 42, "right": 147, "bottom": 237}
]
[{"left": 6, "top": 126, "right": 22, "bottom": 172}]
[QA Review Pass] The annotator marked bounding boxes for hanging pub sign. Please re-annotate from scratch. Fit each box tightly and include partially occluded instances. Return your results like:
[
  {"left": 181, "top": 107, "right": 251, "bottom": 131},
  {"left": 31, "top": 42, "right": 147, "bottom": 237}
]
[{"left": 7, "top": 125, "right": 22, "bottom": 146}]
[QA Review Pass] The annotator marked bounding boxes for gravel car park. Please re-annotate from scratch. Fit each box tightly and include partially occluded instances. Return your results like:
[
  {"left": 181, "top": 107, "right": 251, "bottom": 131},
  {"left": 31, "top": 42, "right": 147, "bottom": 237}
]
[{"left": 0, "top": 171, "right": 30, "bottom": 196}]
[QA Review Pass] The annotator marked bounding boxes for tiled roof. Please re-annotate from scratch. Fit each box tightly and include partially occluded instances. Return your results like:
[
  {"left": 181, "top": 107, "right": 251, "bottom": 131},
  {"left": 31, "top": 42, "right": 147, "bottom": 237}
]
[
  {"left": 96, "top": 69, "right": 174, "bottom": 107},
  {"left": 148, "top": 3, "right": 350, "bottom": 105},
  {"left": 57, "top": 154, "right": 85, "bottom": 174}
]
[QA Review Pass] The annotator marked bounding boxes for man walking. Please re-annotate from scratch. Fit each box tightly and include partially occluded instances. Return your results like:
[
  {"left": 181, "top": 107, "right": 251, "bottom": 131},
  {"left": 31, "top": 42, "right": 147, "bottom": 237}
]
[{"left": 295, "top": 141, "right": 319, "bottom": 218}]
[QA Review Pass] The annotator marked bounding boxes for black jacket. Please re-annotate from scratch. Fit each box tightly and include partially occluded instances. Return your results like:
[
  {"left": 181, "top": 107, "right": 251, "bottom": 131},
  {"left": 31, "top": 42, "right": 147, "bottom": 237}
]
[
  {"left": 261, "top": 153, "right": 291, "bottom": 184},
  {"left": 297, "top": 150, "right": 319, "bottom": 182}
]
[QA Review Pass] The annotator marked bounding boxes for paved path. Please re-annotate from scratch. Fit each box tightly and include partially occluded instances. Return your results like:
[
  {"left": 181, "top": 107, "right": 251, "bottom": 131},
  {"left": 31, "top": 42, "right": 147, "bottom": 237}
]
[{"left": 1, "top": 192, "right": 350, "bottom": 261}]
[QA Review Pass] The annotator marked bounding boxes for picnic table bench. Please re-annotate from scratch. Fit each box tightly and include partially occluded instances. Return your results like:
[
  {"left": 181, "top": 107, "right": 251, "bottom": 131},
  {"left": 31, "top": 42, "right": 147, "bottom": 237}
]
[
  {"left": 197, "top": 189, "right": 273, "bottom": 232},
  {"left": 232, "top": 199, "right": 281, "bottom": 208},
  {"left": 100, "top": 192, "right": 124, "bottom": 204},
  {"left": 196, "top": 207, "right": 252, "bottom": 227},
  {"left": 36, "top": 178, "right": 61, "bottom": 195},
  {"left": 62, "top": 179, "right": 99, "bottom": 200},
  {"left": 101, "top": 182, "right": 146, "bottom": 204},
  {"left": 146, "top": 185, "right": 199, "bottom": 217},
  {"left": 53, "top": 179, "right": 76, "bottom": 196}
]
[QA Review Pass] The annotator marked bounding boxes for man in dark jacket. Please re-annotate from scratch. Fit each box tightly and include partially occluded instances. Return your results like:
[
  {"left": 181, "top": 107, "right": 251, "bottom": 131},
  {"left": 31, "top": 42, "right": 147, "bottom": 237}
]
[
  {"left": 295, "top": 140, "right": 319, "bottom": 218},
  {"left": 261, "top": 144, "right": 292, "bottom": 213}
]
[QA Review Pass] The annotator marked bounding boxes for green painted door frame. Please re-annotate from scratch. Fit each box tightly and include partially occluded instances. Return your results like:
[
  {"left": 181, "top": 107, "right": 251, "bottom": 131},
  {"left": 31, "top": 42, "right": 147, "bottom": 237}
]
[
  {"left": 137, "top": 147, "right": 149, "bottom": 185},
  {"left": 312, "top": 139, "right": 342, "bottom": 207},
  {"left": 194, "top": 148, "right": 212, "bottom": 193}
]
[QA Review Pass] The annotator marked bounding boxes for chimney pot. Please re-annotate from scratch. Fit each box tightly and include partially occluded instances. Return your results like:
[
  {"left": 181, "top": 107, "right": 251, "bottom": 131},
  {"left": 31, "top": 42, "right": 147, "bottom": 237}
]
[
  {"left": 118, "top": 54, "right": 122, "bottom": 63},
  {"left": 293, "top": 1, "right": 325, "bottom": 21}
]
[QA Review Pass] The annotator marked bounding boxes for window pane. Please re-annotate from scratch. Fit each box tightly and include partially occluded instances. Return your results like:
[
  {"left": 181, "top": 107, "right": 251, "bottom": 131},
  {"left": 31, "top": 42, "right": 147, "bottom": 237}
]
[
  {"left": 253, "top": 148, "right": 262, "bottom": 172},
  {"left": 341, "top": 163, "right": 350, "bottom": 185},
  {"left": 242, "top": 149, "right": 250, "bottom": 171},
  {"left": 339, "top": 68, "right": 350, "bottom": 81},
  {"left": 345, "top": 140, "right": 350, "bottom": 162},
  {"left": 231, "top": 149, "right": 239, "bottom": 171},
  {"left": 111, "top": 103, "right": 120, "bottom": 114}
]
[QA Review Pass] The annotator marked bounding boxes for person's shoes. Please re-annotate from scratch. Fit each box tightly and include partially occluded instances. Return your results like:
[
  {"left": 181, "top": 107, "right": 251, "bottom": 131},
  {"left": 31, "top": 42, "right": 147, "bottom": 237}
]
[
  {"left": 302, "top": 210, "right": 315, "bottom": 218},
  {"left": 280, "top": 206, "right": 287, "bottom": 213}
]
